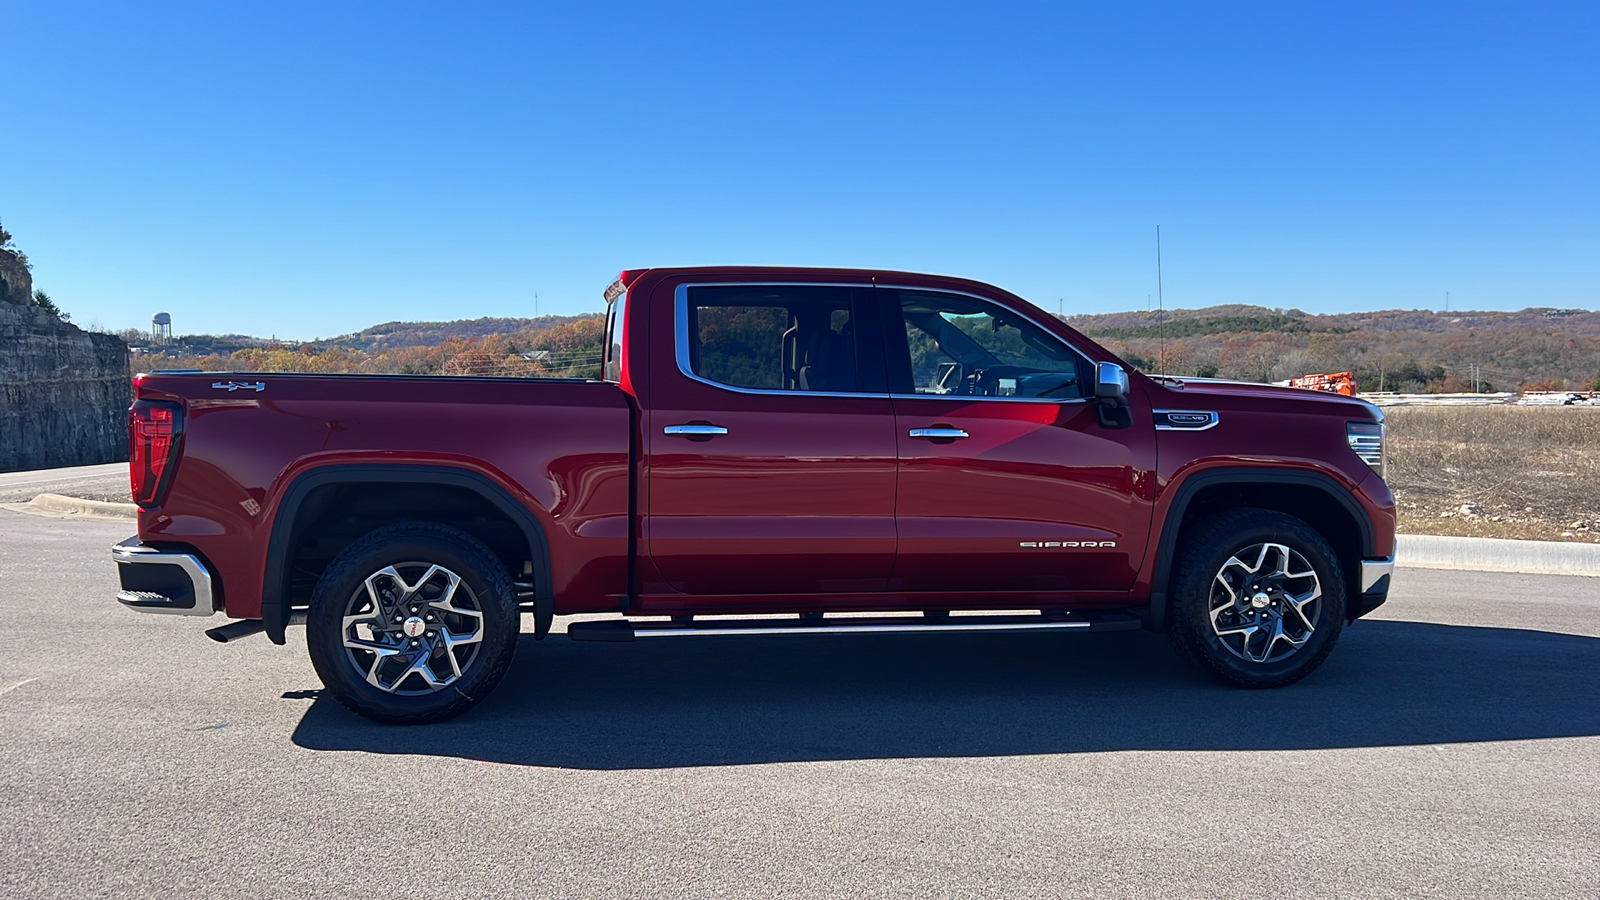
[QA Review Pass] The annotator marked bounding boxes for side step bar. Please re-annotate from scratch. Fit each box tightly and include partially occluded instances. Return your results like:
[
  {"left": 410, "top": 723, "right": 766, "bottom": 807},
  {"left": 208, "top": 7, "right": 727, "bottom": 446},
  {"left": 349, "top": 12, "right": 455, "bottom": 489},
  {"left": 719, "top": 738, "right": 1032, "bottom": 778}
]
[{"left": 567, "top": 613, "right": 1142, "bottom": 642}]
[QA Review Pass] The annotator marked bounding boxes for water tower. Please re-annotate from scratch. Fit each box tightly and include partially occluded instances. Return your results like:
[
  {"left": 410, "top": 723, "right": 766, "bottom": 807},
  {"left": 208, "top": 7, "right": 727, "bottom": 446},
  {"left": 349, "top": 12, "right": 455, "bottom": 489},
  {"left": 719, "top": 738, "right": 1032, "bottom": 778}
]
[{"left": 152, "top": 312, "right": 172, "bottom": 344}]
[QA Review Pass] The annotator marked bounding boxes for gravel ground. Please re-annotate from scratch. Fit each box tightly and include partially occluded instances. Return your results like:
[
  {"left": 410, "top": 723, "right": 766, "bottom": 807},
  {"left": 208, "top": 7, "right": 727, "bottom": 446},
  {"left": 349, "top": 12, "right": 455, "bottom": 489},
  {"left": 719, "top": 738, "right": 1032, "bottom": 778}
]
[{"left": 1387, "top": 406, "right": 1600, "bottom": 543}]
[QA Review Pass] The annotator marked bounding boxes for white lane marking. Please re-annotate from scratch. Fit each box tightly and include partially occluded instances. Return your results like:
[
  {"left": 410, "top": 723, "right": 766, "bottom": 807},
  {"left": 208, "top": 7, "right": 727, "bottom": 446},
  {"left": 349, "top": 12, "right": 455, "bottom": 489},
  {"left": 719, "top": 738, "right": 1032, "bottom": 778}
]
[{"left": 0, "top": 677, "right": 39, "bottom": 697}]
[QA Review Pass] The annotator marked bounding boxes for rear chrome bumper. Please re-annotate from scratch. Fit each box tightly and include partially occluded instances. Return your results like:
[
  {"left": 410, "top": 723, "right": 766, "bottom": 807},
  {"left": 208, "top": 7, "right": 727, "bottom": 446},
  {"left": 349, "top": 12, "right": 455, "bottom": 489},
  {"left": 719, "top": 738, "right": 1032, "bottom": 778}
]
[
  {"left": 112, "top": 537, "right": 217, "bottom": 616},
  {"left": 1351, "top": 555, "right": 1395, "bottom": 620}
]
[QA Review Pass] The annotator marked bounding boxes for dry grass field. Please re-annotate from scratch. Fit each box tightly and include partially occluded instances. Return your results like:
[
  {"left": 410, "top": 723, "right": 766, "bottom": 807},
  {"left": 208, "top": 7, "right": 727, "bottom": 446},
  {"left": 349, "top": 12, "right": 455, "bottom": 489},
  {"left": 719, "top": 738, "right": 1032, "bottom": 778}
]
[
  {"left": 32, "top": 404, "right": 1599, "bottom": 545},
  {"left": 1385, "top": 405, "right": 1600, "bottom": 542}
]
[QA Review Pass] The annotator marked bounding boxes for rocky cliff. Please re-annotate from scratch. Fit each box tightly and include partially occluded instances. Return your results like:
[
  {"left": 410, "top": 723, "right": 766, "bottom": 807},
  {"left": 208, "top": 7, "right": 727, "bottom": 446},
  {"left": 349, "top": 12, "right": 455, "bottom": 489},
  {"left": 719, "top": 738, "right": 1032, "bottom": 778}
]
[{"left": 0, "top": 249, "right": 132, "bottom": 472}]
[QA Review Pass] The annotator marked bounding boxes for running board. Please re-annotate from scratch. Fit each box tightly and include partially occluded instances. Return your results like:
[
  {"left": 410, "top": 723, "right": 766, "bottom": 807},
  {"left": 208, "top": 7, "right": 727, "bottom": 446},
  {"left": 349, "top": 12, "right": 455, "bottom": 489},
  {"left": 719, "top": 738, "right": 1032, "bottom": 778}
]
[{"left": 566, "top": 613, "right": 1141, "bottom": 642}]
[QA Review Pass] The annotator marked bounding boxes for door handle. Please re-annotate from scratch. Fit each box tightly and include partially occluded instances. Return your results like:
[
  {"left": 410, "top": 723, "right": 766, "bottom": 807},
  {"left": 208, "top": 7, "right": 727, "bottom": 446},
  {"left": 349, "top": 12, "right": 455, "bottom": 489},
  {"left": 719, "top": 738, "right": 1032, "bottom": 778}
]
[
  {"left": 664, "top": 424, "right": 729, "bottom": 437},
  {"left": 908, "top": 427, "right": 970, "bottom": 440}
]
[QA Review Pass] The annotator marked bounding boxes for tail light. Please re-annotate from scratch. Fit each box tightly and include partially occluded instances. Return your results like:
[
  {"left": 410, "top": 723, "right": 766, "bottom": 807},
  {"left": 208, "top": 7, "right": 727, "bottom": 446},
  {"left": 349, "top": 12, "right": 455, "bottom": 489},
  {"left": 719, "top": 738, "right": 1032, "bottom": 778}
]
[{"left": 130, "top": 400, "right": 184, "bottom": 508}]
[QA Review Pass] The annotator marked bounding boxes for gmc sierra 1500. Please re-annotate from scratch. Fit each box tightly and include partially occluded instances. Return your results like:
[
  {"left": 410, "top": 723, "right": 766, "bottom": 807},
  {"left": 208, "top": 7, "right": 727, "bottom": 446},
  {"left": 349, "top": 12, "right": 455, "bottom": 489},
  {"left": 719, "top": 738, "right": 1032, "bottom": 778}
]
[{"left": 113, "top": 267, "right": 1395, "bottom": 723}]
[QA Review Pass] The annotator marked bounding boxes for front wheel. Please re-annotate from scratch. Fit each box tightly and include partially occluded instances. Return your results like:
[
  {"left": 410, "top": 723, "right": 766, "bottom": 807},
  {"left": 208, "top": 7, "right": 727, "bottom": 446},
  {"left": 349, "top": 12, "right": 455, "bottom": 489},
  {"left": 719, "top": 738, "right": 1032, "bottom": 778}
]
[
  {"left": 1166, "top": 509, "right": 1347, "bottom": 689},
  {"left": 306, "top": 523, "right": 519, "bottom": 724}
]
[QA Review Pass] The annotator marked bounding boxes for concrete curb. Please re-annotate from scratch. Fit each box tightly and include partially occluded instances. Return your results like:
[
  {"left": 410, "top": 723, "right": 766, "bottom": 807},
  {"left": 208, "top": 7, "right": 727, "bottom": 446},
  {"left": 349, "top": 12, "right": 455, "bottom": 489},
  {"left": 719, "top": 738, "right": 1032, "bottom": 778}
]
[
  {"left": 7, "top": 489, "right": 1597, "bottom": 577},
  {"left": 1397, "top": 533, "right": 1600, "bottom": 578},
  {"left": 24, "top": 493, "right": 137, "bottom": 519}
]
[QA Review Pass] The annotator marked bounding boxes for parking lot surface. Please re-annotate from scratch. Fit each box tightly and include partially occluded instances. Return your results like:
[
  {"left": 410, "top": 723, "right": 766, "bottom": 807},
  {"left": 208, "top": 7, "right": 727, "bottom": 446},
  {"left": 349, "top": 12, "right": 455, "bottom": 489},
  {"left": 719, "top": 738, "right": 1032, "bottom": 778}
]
[
  {"left": 1, "top": 507, "right": 1596, "bottom": 898},
  {"left": 0, "top": 462, "right": 128, "bottom": 505}
]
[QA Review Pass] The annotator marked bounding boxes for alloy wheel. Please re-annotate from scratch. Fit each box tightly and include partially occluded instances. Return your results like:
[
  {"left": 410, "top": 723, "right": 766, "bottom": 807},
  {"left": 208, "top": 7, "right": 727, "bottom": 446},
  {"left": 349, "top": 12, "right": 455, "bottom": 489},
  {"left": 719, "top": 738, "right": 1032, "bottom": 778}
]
[
  {"left": 338, "top": 562, "right": 484, "bottom": 695},
  {"left": 1208, "top": 542, "right": 1323, "bottom": 664}
]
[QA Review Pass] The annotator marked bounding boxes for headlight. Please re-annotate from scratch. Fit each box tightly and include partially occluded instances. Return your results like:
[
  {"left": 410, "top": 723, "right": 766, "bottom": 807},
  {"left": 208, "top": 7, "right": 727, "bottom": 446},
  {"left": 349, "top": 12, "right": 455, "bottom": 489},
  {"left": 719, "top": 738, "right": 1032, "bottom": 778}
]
[{"left": 1347, "top": 421, "right": 1385, "bottom": 479}]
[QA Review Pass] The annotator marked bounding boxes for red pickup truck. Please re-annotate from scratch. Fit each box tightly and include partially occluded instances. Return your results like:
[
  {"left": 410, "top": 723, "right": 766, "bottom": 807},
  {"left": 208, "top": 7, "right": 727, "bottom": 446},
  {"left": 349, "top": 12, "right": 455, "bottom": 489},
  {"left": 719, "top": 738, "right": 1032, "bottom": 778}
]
[{"left": 113, "top": 267, "right": 1395, "bottom": 723}]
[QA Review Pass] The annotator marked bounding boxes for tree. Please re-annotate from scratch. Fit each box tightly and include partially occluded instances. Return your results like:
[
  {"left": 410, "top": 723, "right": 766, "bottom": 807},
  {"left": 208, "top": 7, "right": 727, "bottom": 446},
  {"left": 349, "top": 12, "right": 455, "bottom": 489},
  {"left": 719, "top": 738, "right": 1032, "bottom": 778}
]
[
  {"left": 32, "top": 289, "right": 69, "bottom": 321},
  {"left": 0, "top": 217, "right": 28, "bottom": 269},
  {"left": 1273, "top": 349, "right": 1316, "bottom": 381}
]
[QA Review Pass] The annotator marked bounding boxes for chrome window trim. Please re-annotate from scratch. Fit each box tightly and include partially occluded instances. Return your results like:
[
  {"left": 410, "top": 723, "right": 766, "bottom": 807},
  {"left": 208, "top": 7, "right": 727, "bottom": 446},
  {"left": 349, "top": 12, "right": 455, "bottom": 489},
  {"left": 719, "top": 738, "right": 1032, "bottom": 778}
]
[
  {"left": 674, "top": 282, "right": 885, "bottom": 399},
  {"left": 672, "top": 281, "right": 1100, "bottom": 404},
  {"left": 889, "top": 392, "right": 1091, "bottom": 406},
  {"left": 1153, "top": 409, "right": 1221, "bottom": 431}
]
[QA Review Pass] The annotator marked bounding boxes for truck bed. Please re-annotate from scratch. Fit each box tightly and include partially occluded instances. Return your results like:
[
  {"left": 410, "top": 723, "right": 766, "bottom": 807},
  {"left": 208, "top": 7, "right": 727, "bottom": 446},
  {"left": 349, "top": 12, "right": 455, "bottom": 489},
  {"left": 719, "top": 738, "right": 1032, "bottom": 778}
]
[{"left": 133, "top": 372, "right": 633, "bottom": 624}]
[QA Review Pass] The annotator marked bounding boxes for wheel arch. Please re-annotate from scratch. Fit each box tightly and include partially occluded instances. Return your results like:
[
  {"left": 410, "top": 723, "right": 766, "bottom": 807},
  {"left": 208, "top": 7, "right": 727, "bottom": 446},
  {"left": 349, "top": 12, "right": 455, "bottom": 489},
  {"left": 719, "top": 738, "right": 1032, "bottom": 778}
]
[
  {"left": 1145, "top": 468, "right": 1374, "bottom": 632},
  {"left": 261, "top": 464, "right": 553, "bottom": 644}
]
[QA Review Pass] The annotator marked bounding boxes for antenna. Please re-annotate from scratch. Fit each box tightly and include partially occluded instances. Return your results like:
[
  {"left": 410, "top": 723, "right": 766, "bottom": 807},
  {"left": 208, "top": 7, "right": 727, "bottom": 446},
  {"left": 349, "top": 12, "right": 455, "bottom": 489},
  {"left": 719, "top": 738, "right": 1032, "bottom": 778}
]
[
  {"left": 535, "top": 290, "right": 540, "bottom": 318},
  {"left": 1156, "top": 226, "right": 1166, "bottom": 374},
  {"left": 1445, "top": 291, "right": 1450, "bottom": 313}
]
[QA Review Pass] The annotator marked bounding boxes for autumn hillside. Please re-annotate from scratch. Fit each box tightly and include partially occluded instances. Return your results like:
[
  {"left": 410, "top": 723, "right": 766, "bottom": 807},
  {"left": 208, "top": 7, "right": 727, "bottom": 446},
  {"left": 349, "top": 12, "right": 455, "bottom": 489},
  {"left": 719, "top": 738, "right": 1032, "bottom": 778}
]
[
  {"left": 132, "top": 316, "right": 609, "bottom": 379},
  {"left": 128, "top": 302, "right": 1600, "bottom": 391},
  {"left": 1067, "top": 305, "right": 1600, "bottom": 392},
  {"left": 323, "top": 315, "right": 595, "bottom": 352}
]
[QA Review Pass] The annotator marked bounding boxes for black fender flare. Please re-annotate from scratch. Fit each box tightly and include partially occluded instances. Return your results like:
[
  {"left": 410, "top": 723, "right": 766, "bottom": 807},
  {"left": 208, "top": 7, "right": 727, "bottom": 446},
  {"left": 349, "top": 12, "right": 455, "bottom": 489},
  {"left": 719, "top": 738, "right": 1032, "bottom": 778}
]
[
  {"left": 1145, "top": 467, "right": 1375, "bottom": 632},
  {"left": 261, "top": 464, "right": 553, "bottom": 644}
]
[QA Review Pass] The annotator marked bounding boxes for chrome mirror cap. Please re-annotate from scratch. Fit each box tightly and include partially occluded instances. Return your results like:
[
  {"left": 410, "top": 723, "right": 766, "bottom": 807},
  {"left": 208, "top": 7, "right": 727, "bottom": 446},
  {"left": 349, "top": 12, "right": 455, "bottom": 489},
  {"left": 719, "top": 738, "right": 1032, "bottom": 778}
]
[{"left": 1095, "top": 362, "right": 1130, "bottom": 403}]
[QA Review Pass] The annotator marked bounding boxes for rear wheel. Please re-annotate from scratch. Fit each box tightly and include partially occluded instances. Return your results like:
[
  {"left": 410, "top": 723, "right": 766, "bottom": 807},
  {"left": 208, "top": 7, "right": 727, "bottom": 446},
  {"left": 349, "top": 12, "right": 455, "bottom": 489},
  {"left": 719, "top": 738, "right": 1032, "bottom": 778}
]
[
  {"left": 306, "top": 523, "right": 519, "bottom": 724},
  {"left": 1166, "top": 508, "right": 1346, "bottom": 688}
]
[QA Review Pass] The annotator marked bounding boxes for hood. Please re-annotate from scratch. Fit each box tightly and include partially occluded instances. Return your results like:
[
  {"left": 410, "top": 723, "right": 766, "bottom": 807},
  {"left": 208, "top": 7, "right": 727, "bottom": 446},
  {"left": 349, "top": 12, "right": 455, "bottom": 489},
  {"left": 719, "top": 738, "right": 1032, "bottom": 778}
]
[{"left": 1144, "top": 375, "right": 1382, "bottom": 418}]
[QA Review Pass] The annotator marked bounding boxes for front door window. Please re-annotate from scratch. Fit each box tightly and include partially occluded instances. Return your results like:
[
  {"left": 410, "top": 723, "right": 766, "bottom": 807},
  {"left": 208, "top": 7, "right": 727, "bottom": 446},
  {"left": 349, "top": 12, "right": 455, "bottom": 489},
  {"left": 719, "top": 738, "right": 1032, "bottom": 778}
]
[{"left": 898, "top": 290, "right": 1088, "bottom": 399}]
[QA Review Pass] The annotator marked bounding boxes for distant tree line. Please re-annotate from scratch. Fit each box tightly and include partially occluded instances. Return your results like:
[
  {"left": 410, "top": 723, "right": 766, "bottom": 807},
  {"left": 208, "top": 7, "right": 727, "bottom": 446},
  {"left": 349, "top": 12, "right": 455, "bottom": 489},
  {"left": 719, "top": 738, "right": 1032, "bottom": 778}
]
[
  {"left": 1073, "top": 307, "right": 1600, "bottom": 392},
  {"left": 137, "top": 318, "right": 606, "bottom": 380},
  {"left": 126, "top": 301, "right": 1600, "bottom": 394}
]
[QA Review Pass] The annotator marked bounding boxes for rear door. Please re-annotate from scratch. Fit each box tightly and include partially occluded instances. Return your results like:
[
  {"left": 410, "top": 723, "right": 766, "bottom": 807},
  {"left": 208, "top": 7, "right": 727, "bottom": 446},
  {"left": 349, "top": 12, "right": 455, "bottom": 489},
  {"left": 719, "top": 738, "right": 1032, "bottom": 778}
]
[
  {"left": 883, "top": 286, "right": 1156, "bottom": 594},
  {"left": 641, "top": 279, "right": 897, "bottom": 598}
]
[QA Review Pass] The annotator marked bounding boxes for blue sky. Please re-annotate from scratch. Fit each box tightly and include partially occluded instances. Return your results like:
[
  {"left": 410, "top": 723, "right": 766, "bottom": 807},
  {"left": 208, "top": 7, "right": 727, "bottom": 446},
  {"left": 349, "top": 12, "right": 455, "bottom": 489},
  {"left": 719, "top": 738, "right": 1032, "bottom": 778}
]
[{"left": 2, "top": 1, "right": 1595, "bottom": 339}]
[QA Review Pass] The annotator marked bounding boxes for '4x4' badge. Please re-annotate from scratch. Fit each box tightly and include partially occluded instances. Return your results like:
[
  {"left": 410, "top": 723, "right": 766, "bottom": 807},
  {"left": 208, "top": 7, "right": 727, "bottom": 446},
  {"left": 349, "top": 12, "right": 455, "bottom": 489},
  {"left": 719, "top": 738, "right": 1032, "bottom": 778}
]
[{"left": 211, "top": 381, "right": 266, "bottom": 392}]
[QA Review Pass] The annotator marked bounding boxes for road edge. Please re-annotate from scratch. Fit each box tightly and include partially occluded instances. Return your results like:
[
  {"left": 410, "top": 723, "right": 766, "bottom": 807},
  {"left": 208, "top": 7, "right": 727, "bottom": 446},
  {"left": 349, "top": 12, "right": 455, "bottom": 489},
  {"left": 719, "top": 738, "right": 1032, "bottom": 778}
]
[
  {"left": 7, "top": 487, "right": 1597, "bottom": 577},
  {"left": 1397, "top": 533, "right": 1600, "bottom": 578},
  {"left": 15, "top": 493, "right": 137, "bottom": 520}
]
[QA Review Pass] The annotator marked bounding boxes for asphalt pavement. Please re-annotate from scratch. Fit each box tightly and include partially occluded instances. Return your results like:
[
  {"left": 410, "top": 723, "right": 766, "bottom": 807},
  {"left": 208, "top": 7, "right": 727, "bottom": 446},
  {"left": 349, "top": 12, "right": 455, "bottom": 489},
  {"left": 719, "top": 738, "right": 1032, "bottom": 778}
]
[
  {"left": 0, "top": 462, "right": 128, "bottom": 504},
  {"left": 1, "top": 507, "right": 1596, "bottom": 898}
]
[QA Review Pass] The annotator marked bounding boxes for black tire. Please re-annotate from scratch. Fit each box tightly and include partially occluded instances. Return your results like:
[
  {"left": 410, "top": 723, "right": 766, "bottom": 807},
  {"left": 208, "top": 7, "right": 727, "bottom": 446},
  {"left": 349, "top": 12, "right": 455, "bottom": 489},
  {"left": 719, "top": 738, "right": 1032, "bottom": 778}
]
[
  {"left": 306, "top": 523, "right": 519, "bottom": 724},
  {"left": 1166, "top": 508, "right": 1346, "bottom": 689}
]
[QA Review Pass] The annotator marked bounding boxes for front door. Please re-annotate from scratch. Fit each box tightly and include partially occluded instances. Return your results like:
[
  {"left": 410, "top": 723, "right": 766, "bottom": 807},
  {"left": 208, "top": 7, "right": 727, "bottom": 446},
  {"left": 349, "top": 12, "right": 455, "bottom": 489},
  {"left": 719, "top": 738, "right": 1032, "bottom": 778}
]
[
  {"left": 883, "top": 286, "right": 1156, "bottom": 595},
  {"left": 642, "top": 281, "right": 897, "bottom": 599}
]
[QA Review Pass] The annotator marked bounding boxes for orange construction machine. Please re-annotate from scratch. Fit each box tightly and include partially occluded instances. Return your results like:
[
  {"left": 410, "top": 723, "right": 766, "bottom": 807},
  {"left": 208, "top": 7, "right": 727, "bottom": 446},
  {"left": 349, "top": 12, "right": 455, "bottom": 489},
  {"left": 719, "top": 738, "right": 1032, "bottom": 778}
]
[{"left": 1288, "top": 371, "right": 1357, "bottom": 396}]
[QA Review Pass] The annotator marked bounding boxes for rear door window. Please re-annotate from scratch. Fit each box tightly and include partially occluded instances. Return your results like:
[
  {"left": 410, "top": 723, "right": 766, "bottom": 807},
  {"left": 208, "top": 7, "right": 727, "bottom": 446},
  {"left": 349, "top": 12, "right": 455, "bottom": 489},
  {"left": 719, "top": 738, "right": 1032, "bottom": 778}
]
[{"left": 682, "top": 286, "right": 867, "bottom": 394}]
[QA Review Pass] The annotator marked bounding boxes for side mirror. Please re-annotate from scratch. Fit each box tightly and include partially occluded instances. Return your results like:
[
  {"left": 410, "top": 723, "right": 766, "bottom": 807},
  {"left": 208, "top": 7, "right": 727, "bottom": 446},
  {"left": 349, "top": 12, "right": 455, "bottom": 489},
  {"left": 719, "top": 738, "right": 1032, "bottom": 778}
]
[
  {"left": 1095, "top": 362, "right": 1130, "bottom": 404},
  {"left": 1094, "top": 362, "right": 1133, "bottom": 429}
]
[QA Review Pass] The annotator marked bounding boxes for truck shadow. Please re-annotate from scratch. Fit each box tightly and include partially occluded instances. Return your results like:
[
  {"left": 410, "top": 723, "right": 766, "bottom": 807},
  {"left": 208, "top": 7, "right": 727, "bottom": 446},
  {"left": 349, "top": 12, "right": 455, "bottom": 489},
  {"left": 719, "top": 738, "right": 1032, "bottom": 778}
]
[{"left": 289, "top": 620, "right": 1600, "bottom": 769}]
